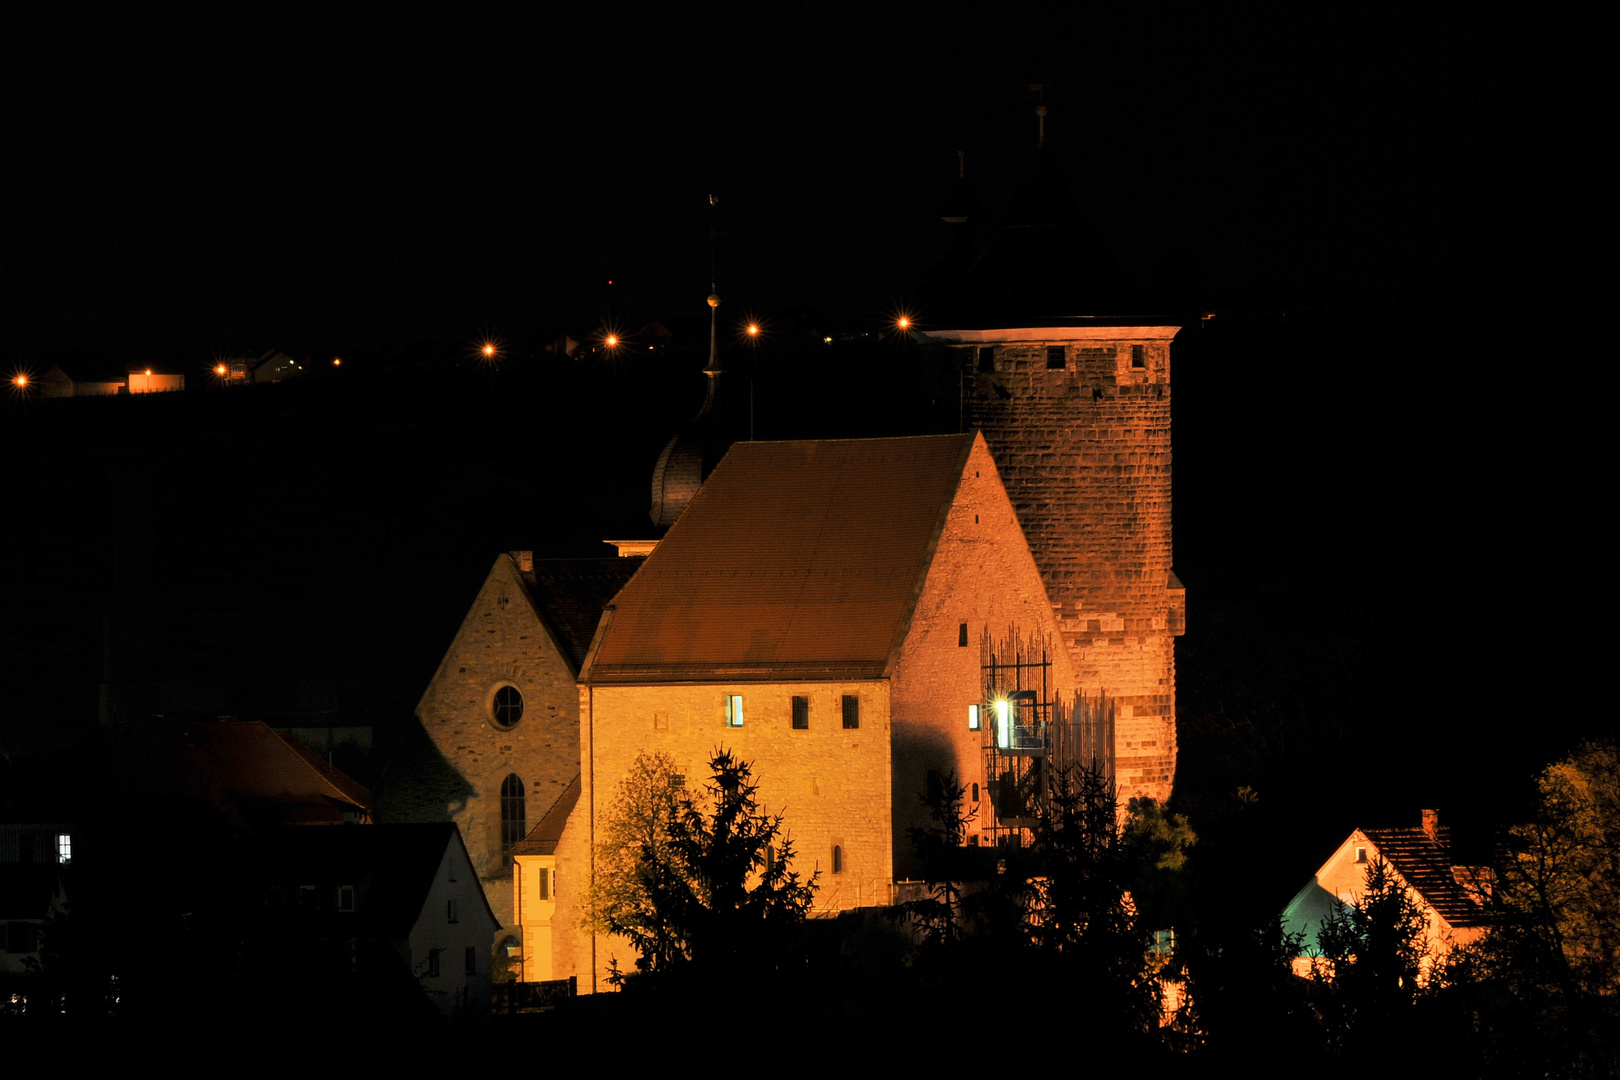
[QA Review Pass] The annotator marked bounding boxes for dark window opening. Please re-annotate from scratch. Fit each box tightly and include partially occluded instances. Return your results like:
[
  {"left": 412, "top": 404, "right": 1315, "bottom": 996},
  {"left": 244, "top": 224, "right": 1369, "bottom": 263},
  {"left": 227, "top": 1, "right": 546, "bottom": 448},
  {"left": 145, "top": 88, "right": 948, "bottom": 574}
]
[
  {"left": 926, "top": 769, "right": 943, "bottom": 803},
  {"left": 465, "top": 946, "right": 478, "bottom": 975},
  {"left": 1131, "top": 344, "right": 1146, "bottom": 369},
  {"left": 338, "top": 885, "right": 355, "bottom": 912},
  {"left": 1046, "top": 345, "right": 1066, "bottom": 369},
  {"left": 832, "top": 845, "right": 844, "bottom": 874},
  {"left": 500, "top": 773, "right": 526, "bottom": 865},
  {"left": 492, "top": 684, "right": 524, "bottom": 728},
  {"left": 448, "top": 898, "right": 458, "bottom": 924},
  {"left": 977, "top": 346, "right": 995, "bottom": 372},
  {"left": 792, "top": 695, "right": 809, "bottom": 730},
  {"left": 958, "top": 622, "right": 968, "bottom": 647},
  {"left": 538, "top": 867, "right": 552, "bottom": 900},
  {"left": 842, "top": 695, "right": 859, "bottom": 729},
  {"left": 427, "top": 949, "right": 442, "bottom": 977},
  {"left": 971, "top": 782, "right": 980, "bottom": 803}
]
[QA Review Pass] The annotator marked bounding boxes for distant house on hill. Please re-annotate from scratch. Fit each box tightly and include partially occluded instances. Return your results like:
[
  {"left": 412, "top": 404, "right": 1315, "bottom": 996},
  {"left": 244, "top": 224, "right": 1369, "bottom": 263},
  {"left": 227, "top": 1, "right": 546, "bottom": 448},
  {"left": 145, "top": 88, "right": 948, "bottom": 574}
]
[
  {"left": 242, "top": 822, "right": 499, "bottom": 1025},
  {"left": 1282, "top": 808, "right": 1494, "bottom": 976},
  {"left": 127, "top": 363, "right": 185, "bottom": 393},
  {"left": 37, "top": 357, "right": 127, "bottom": 397}
]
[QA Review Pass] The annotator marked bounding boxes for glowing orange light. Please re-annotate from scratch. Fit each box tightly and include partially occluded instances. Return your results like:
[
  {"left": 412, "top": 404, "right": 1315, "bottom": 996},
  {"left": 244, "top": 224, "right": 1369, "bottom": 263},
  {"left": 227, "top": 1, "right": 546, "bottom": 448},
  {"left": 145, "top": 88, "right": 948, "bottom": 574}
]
[
  {"left": 897, "top": 316, "right": 911, "bottom": 331},
  {"left": 332, "top": 358, "right": 341, "bottom": 366},
  {"left": 214, "top": 364, "right": 227, "bottom": 375},
  {"left": 13, "top": 374, "right": 27, "bottom": 388},
  {"left": 747, "top": 323, "right": 760, "bottom": 337},
  {"left": 605, "top": 334, "right": 619, "bottom": 348},
  {"left": 145, "top": 369, "right": 153, "bottom": 376},
  {"left": 482, "top": 344, "right": 496, "bottom": 358}
]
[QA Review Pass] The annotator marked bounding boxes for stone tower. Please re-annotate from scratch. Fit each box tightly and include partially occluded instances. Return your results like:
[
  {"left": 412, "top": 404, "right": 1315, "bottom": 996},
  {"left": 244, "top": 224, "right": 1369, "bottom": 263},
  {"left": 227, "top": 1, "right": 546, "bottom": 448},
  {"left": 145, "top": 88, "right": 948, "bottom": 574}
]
[{"left": 914, "top": 131, "right": 1184, "bottom": 803}]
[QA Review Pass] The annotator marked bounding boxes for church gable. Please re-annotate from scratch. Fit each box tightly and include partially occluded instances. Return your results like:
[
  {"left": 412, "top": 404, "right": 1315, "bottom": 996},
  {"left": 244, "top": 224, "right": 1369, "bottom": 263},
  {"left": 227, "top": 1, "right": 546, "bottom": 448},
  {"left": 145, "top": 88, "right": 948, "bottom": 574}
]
[
  {"left": 410, "top": 553, "right": 582, "bottom": 932},
  {"left": 889, "top": 434, "right": 1078, "bottom": 873}
]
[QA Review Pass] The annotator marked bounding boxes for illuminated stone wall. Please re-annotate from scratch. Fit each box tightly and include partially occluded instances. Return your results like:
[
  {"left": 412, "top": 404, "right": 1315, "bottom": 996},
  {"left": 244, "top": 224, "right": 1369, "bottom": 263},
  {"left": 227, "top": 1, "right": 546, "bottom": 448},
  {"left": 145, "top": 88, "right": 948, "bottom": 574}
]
[
  {"left": 411, "top": 553, "right": 581, "bottom": 938},
  {"left": 888, "top": 435, "right": 1078, "bottom": 874},
  {"left": 554, "top": 679, "right": 894, "bottom": 992},
  {"left": 958, "top": 331, "right": 1181, "bottom": 802}
]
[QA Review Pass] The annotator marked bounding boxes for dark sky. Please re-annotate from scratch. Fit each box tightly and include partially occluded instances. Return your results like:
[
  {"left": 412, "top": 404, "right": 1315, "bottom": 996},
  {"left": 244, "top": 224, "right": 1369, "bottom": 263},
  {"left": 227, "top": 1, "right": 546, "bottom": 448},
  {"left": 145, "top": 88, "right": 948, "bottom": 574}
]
[{"left": 4, "top": 8, "right": 1603, "bottom": 355}]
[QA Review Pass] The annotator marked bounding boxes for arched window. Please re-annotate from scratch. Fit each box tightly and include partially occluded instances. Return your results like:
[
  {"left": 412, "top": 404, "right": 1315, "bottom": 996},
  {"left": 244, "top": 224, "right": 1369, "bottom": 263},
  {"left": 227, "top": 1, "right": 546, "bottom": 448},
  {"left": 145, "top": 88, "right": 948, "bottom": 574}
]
[
  {"left": 501, "top": 774, "right": 526, "bottom": 864},
  {"left": 832, "top": 844, "right": 843, "bottom": 874}
]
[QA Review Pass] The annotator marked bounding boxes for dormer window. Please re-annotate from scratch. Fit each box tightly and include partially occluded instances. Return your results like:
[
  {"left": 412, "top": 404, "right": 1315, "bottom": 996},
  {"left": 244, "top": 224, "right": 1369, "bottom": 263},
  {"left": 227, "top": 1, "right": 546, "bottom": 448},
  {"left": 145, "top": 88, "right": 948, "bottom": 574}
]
[{"left": 1355, "top": 847, "right": 1367, "bottom": 864}]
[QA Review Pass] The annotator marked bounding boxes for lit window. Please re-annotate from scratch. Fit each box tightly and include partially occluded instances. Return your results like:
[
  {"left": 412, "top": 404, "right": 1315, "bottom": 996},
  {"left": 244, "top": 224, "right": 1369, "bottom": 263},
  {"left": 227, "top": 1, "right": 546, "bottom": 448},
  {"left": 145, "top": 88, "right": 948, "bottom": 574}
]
[
  {"left": 491, "top": 685, "right": 524, "bottom": 729},
  {"left": 995, "top": 699, "right": 1011, "bottom": 749},
  {"left": 56, "top": 834, "right": 71, "bottom": 865},
  {"left": 1046, "top": 345, "right": 1066, "bottom": 369},
  {"left": 968, "top": 704, "right": 981, "bottom": 731},
  {"left": 842, "top": 695, "right": 859, "bottom": 730},
  {"left": 725, "top": 694, "right": 745, "bottom": 728},
  {"left": 791, "top": 696, "right": 809, "bottom": 730},
  {"left": 501, "top": 774, "right": 526, "bottom": 865}
]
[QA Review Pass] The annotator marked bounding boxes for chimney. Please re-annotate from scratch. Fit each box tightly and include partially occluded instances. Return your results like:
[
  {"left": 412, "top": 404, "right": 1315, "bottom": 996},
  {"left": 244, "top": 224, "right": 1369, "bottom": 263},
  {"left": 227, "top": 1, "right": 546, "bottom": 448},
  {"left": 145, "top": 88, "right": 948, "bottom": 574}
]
[
  {"left": 513, "top": 551, "right": 533, "bottom": 573},
  {"left": 1421, "top": 808, "right": 1439, "bottom": 842}
]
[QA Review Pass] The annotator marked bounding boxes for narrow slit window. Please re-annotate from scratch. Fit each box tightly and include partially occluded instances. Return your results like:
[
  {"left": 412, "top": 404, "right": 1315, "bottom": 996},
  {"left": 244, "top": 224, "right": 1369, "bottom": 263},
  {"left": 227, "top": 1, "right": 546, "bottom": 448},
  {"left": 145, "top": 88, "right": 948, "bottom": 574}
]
[
  {"left": 841, "top": 695, "right": 859, "bottom": 729},
  {"left": 500, "top": 774, "right": 526, "bottom": 865},
  {"left": 725, "top": 694, "right": 745, "bottom": 727},
  {"left": 832, "top": 845, "right": 844, "bottom": 874},
  {"left": 958, "top": 622, "right": 968, "bottom": 647},
  {"left": 792, "top": 695, "right": 809, "bottom": 730},
  {"left": 968, "top": 704, "right": 981, "bottom": 731}
]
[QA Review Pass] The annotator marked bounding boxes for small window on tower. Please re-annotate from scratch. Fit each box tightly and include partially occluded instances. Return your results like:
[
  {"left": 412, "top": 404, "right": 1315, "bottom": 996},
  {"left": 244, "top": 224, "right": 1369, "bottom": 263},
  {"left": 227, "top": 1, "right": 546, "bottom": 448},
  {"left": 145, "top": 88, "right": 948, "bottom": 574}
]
[
  {"left": 725, "top": 694, "right": 745, "bottom": 727},
  {"left": 977, "top": 346, "right": 995, "bottom": 372},
  {"left": 1046, "top": 345, "right": 1066, "bottom": 369},
  {"left": 791, "top": 696, "right": 809, "bottom": 730},
  {"left": 842, "top": 695, "right": 859, "bottom": 729},
  {"left": 958, "top": 622, "right": 968, "bottom": 647},
  {"left": 1132, "top": 344, "right": 1146, "bottom": 369},
  {"left": 832, "top": 845, "right": 844, "bottom": 874}
]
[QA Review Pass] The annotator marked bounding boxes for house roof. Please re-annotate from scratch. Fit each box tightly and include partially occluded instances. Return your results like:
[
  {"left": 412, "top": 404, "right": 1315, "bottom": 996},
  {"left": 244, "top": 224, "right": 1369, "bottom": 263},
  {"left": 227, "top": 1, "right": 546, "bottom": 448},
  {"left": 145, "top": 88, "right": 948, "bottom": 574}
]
[
  {"left": 1362, "top": 824, "right": 1493, "bottom": 929},
  {"left": 522, "top": 558, "right": 645, "bottom": 671},
  {"left": 251, "top": 822, "right": 495, "bottom": 939},
  {"left": 584, "top": 433, "right": 976, "bottom": 683},
  {"left": 511, "top": 775, "right": 580, "bottom": 857},
  {"left": 101, "top": 720, "right": 370, "bottom": 831}
]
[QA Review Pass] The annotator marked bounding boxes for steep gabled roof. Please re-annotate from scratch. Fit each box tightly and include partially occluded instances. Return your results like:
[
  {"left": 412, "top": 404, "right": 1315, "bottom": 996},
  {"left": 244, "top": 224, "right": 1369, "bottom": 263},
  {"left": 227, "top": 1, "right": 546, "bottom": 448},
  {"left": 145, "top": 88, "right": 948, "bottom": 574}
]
[
  {"left": 523, "top": 559, "right": 645, "bottom": 672},
  {"left": 1362, "top": 824, "right": 1492, "bottom": 930},
  {"left": 584, "top": 434, "right": 977, "bottom": 683}
]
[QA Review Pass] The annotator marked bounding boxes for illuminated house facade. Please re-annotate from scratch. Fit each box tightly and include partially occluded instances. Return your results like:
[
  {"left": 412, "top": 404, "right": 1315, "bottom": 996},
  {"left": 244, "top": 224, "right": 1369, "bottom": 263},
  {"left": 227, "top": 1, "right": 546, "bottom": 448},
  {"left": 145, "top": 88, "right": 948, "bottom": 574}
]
[
  {"left": 1282, "top": 808, "right": 1493, "bottom": 977},
  {"left": 544, "top": 432, "right": 1079, "bottom": 989}
]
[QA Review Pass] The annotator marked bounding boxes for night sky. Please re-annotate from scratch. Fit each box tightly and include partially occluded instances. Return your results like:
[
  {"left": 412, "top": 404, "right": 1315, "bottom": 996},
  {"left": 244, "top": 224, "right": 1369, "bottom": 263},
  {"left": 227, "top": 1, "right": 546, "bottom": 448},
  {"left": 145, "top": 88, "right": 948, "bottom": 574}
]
[
  {"left": 2, "top": 9, "right": 1609, "bottom": 882},
  {"left": 4, "top": 9, "right": 1603, "bottom": 354}
]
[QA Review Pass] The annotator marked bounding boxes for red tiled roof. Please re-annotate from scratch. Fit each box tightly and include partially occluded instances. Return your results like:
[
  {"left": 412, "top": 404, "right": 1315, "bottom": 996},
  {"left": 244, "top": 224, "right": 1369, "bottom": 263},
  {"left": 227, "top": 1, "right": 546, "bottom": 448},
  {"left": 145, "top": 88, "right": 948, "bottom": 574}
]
[
  {"left": 585, "top": 434, "right": 976, "bottom": 683},
  {"left": 1363, "top": 825, "right": 1492, "bottom": 929}
]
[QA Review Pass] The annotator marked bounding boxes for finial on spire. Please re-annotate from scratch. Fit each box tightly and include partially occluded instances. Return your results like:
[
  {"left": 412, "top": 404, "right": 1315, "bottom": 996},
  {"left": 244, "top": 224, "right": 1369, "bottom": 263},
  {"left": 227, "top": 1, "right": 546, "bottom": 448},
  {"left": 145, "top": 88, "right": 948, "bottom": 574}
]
[
  {"left": 1036, "top": 104, "right": 1047, "bottom": 149},
  {"left": 958, "top": 150, "right": 965, "bottom": 178},
  {"left": 1027, "top": 82, "right": 1052, "bottom": 149}
]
